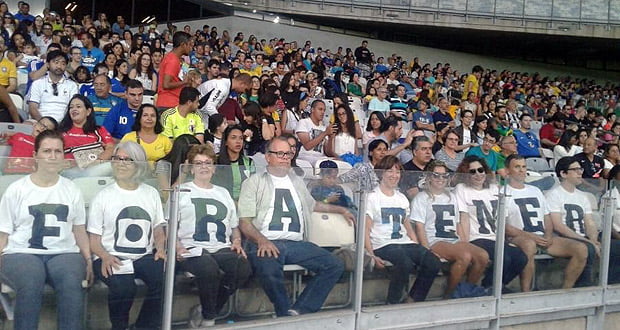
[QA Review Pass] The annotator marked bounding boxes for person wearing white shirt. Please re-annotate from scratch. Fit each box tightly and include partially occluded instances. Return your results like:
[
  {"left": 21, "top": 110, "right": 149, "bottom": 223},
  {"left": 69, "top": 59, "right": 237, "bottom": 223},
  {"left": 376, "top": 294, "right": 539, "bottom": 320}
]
[
  {"left": 0, "top": 130, "right": 92, "bottom": 330},
  {"left": 88, "top": 142, "right": 166, "bottom": 330},
  {"left": 28, "top": 50, "right": 78, "bottom": 122},
  {"left": 545, "top": 156, "right": 601, "bottom": 287},
  {"left": 412, "top": 160, "right": 488, "bottom": 298},
  {"left": 365, "top": 156, "right": 440, "bottom": 303},
  {"left": 177, "top": 145, "right": 251, "bottom": 328},
  {"left": 504, "top": 155, "right": 588, "bottom": 291},
  {"left": 455, "top": 155, "right": 527, "bottom": 290}
]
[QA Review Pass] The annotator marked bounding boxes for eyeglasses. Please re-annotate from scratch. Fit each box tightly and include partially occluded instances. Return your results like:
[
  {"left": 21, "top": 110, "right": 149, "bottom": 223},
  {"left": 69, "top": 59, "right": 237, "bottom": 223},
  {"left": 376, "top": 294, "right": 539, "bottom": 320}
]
[
  {"left": 431, "top": 172, "right": 451, "bottom": 179},
  {"left": 111, "top": 155, "right": 134, "bottom": 163},
  {"left": 268, "top": 150, "right": 295, "bottom": 159},
  {"left": 34, "top": 120, "right": 54, "bottom": 130},
  {"left": 469, "top": 167, "right": 485, "bottom": 174},
  {"left": 51, "top": 83, "right": 58, "bottom": 96},
  {"left": 192, "top": 161, "right": 213, "bottom": 167},
  {"left": 566, "top": 167, "right": 584, "bottom": 173}
]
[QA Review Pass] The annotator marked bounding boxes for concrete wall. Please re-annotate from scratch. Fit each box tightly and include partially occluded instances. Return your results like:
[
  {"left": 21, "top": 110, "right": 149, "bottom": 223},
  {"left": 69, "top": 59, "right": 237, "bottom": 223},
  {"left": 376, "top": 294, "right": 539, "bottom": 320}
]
[
  {"left": 181, "top": 15, "right": 620, "bottom": 83},
  {"left": 2, "top": 0, "right": 48, "bottom": 17}
]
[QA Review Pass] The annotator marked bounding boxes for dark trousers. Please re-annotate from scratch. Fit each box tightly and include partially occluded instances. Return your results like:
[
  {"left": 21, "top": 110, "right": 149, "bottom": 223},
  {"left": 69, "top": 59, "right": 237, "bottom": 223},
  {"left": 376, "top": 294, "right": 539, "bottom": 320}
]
[
  {"left": 177, "top": 248, "right": 252, "bottom": 319},
  {"left": 374, "top": 243, "right": 441, "bottom": 304},
  {"left": 471, "top": 239, "right": 528, "bottom": 288},
  {"left": 94, "top": 254, "right": 164, "bottom": 330}
]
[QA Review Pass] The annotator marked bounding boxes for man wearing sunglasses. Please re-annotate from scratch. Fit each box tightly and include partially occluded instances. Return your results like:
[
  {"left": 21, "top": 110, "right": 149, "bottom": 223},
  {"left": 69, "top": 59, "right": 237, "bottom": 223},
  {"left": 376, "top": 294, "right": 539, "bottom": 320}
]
[
  {"left": 466, "top": 130, "right": 501, "bottom": 172},
  {"left": 28, "top": 50, "right": 78, "bottom": 122},
  {"left": 238, "top": 136, "right": 354, "bottom": 317}
]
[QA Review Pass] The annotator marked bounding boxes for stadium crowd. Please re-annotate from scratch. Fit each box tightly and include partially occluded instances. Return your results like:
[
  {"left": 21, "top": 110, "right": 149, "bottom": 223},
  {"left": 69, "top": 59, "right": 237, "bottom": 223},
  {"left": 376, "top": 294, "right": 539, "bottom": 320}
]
[{"left": 1, "top": 1, "right": 620, "bottom": 329}]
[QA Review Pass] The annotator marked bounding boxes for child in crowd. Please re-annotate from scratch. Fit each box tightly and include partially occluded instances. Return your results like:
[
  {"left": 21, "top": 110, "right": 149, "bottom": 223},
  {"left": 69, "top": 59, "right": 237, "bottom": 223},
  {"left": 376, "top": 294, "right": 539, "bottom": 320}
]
[{"left": 310, "top": 160, "right": 357, "bottom": 214}]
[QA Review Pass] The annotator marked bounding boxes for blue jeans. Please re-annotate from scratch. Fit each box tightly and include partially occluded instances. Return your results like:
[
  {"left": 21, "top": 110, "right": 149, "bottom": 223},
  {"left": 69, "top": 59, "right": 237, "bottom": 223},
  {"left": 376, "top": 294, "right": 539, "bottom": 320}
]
[
  {"left": 374, "top": 243, "right": 441, "bottom": 304},
  {"left": 246, "top": 240, "right": 344, "bottom": 316},
  {"left": 94, "top": 254, "right": 164, "bottom": 330},
  {"left": 0, "top": 253, "right": 86, "bottom": 330},
  {"left": 471, "top": 239, "right": 528, "bottom": 288},
  {"left": 177, "top": 248, "right": 252, "bottom": 320}
]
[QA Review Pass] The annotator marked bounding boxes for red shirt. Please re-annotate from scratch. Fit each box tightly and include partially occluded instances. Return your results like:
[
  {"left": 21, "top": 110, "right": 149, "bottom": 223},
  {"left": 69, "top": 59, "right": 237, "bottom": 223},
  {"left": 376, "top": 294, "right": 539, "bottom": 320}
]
[
  {"left": 539, "top": 123, "right": 563, "bottom": 145},
  {"left": 5, "top": 133, "right": 35, "bottom": 173},
  {"left": 62, "top": 126, "right": 114, "bottom": 159},
  {"left": 156, "top": 52, "right": 183, "bottom": 108}
]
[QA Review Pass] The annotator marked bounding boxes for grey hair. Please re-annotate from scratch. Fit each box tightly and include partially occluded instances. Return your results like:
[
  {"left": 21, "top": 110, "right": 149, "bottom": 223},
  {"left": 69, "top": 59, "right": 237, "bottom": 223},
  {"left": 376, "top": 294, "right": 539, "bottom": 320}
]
[
  {"left": 113, "top": 141, "right": 148, "bottom": 182},
  {"left": 411, "top": 135, "right": 430, "bottom": 151}
]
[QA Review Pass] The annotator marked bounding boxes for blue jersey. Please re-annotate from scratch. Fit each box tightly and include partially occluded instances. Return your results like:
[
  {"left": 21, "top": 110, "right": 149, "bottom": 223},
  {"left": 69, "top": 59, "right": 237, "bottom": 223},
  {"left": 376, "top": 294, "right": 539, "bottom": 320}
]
[
  {"left": 88, "top": 94, "right": 122, "bottom": 126},
  {"left": 80, "top": 47, "right": 105, "bottom": 72},
  {"left": 102, "top": 101, "right": 138, "bottom": 139}
]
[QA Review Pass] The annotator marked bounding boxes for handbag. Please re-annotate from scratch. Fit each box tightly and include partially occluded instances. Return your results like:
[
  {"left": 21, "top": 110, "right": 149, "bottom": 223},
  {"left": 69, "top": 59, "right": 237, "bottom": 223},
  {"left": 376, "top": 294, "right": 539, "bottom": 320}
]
[{"left": 70, "top": 130, "right": 104, "bottom": 169}]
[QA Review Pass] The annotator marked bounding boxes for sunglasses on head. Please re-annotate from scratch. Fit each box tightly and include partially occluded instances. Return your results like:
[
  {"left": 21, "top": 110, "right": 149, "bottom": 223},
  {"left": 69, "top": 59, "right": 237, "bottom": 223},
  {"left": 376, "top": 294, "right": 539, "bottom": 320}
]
[{"left": 469, "top": 167, "right": 485, "bottom": 174}]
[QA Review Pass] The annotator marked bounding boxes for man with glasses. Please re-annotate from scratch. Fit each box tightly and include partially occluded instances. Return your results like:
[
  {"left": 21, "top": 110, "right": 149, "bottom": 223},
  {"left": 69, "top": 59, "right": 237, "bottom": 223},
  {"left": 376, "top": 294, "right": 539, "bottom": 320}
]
[
  {"left": 79, "top": 32, "right": 105, "bottom": 73},
  {"left": 368, "top": 87, "right": 391, "bottom": 113},
  {"left": 28, "top": 50, "right": 78, "bottom": 121},
  {"left": 545, "top": 156, "right": 600, "bottom": 287},
  {"left": 238, "top": 136, "right": 353, "bottom": 317},
  {"left": 466, "top": 130, "right": 501, "bottom": 172},
  {"left": 454, "top": 109, "right": 477, "bottom": 153},
  {"left": 34, "top": 23, "right": 53, "bottom": 56},
  {"left": 504, "top": 155, "right": 589, "bottom": 291}
]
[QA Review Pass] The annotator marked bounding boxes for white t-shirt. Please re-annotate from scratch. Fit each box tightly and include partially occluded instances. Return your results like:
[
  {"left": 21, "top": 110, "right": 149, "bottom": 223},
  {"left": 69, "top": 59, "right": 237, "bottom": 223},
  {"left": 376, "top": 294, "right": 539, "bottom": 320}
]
[
  {"left": 455, "top": 183, "right": 499, "bottom": 241},
  {"left": 178, "top": 182, "right": 238, "bottom": 253},
  {"left": 0, "top": 176, "right": 85, "bottom": 255},
  {"left": 27, "top": 75, "right": 79, "bottom": 122},
  {"left": 295, "top": 118, "right": 327, "bottom": 155},
  {"left": 410, "top": 191, "right": 459, "bottom": 246},
  {"left": 545, "top": 185, "right": 592, "bottom": 237},
  {"left": 505, "top": 184, "right": 550, "bottom": 236},
  {"left": 365, "top": 187, "right": 413, "bottom": 250},
  {"left": 610, "top": 188, "right": 620, "bottom": 233},
  {"left": 257, "top": 174, "right": 304, "bottom": 241},
  {"left": 87, "top": 183, "right": 166, "bottom": 260}
]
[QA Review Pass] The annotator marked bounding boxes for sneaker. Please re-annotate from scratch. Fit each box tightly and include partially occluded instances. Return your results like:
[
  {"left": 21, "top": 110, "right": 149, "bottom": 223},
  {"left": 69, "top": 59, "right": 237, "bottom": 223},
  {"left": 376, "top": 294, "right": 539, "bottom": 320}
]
[
  {"left": 188, "top": 305, "right": 203, "bottom": 328},
  {"left": 287, "top": 309, "right": 300, "bottom": 316}
]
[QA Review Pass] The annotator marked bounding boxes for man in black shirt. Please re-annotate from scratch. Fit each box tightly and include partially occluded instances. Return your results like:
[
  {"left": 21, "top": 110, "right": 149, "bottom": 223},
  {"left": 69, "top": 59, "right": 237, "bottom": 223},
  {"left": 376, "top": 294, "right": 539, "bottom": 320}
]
[
  {"left": 399, "top": 136, "right": 433, "bottom": 200},
  {"left": 354, "top": 40, "right": 372, "bottom": 77}
]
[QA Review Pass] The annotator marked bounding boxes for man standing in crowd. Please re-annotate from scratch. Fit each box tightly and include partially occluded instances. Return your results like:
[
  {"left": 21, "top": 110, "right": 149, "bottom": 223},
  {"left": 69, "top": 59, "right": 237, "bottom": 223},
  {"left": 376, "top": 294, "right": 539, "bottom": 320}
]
[
  {"left": 462, "top": 65, "right": 482, "bottom": 100},
  {"left": 103, "top": 80, "right": 144, "bottom": 141},
  {"left": 197, "top": 73, "right": 251, "bottom": 119},
  {"left": 157, "top": 31, "right": 193, "bottom": 110},
  {"left": 161, "top": 87, "right": 205, "bottom": 143},
  {"left": 28, "top": 50, "right": 78, "bottom": 121},
  {"left": 238, "top": 136, "right": 353, "bottom": 317}
]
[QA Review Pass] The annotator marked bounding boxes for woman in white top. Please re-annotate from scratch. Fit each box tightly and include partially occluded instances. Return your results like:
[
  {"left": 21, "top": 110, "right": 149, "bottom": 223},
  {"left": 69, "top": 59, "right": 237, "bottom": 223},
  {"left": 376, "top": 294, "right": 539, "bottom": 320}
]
[
  {"left": 363, "top": 111, "right": 385, "bottom": 147},
  {"left": 129, "top": 53, "right": 158, "bottom": 93},
  {"left": 326, "top": 104, "right": 362, "bottom": 157},
  {"left": 412, "top": 160, "right": 488, "bottom": 298},
  {"left": 365, "top": 155, "right": 441, "bottom": 304},
  {"left": 455, "top": 155, "right": 527, "bottom": 289},
  {"left": 88, "top": 141, "right": 167, "bottom": 330},
  {"left": 0, "top": 130, "right": 92, "bottom": 330},
  {"left": 553, "top": 130, "right": 579, "bottom": 166},
  {"left": 177, "top": 144, "right": 251, "bottom": 327}
]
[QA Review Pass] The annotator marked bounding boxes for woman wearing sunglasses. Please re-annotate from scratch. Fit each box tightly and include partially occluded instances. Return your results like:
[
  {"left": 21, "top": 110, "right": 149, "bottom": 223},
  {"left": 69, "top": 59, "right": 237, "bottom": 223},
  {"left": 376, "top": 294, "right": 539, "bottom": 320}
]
[
  {"left": 177, "top": 144, "right": 251, "bottom": 327},
  {"left": 411, "top": 160, "right": 489, "bottom": 298},
  {"left": 455, "top": 155, "right": 527, "bottom": 292},
  {"left": 365, "top": 155, "right": 441, "bottom": 304},
  {"left": 88, "top": 141, "right": 166, "bottom": 330}
]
